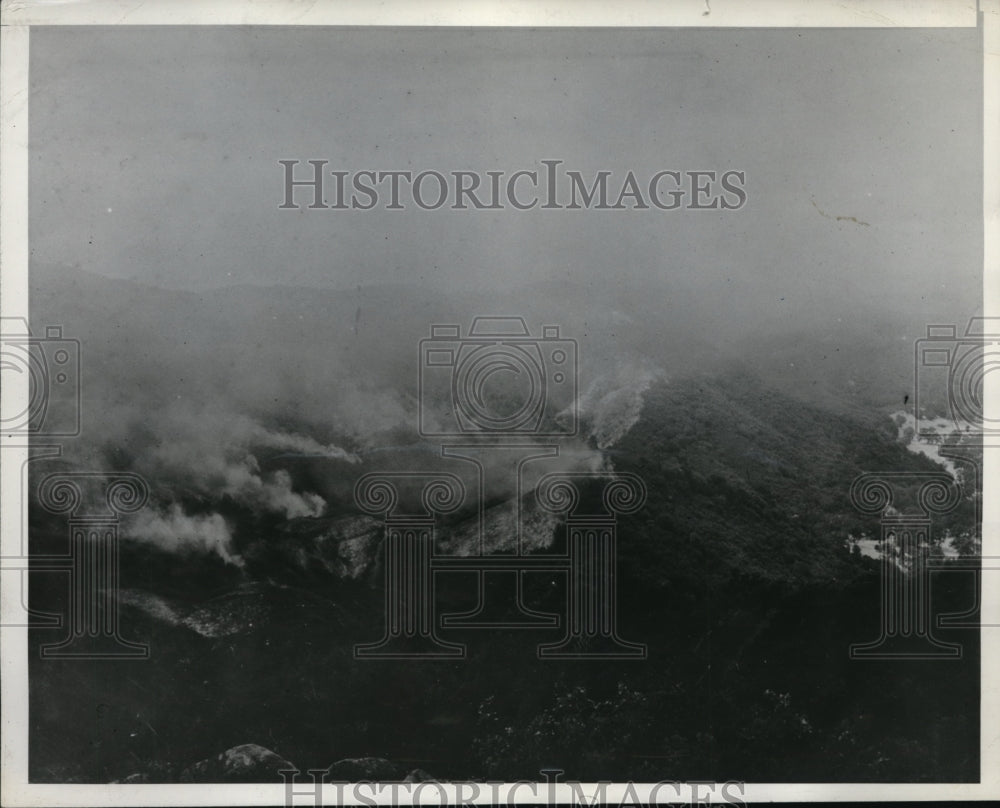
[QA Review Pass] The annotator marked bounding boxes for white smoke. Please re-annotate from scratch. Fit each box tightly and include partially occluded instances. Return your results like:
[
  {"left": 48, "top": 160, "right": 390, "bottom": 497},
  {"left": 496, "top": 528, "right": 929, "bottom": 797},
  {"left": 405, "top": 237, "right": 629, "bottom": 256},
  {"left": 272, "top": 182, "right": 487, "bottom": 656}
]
[
  {"left": 573, "top": 361, "right": 661, "bottom": 450},
  {"left": 32, "top": 268, "right": 675, "bottom": 570},
  {"left": 125, "top": 504, "right": 242, "bottom": 566},
  {"left": 128, "top": 409, "right": 356, "bottom": 523},
  {"left": 242, "top": 421, "right": 361, "bottom": 463},
  {"left": 71, "top": 405, "right": 362, "bottom": 564},
  {"left": 216, "top": 460, "right": 327, "bottom": 519},
  {"left": 889, "top": 410, "right": 958, "bottom": 477}
]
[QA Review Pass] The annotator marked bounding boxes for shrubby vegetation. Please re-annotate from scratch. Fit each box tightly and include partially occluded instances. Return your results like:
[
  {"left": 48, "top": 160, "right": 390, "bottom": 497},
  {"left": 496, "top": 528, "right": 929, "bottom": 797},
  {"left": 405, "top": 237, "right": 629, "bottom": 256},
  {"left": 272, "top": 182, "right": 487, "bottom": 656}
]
[{"left": 29, "top": 372, "right": 980, "bottom": 783}]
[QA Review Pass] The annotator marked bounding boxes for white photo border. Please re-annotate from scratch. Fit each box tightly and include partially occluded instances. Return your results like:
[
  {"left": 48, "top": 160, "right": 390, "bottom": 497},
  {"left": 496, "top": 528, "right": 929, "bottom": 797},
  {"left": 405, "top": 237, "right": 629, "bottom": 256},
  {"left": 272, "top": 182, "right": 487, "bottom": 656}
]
[{"left": 1, "top": 0, "right": 997, "bottom": 804}]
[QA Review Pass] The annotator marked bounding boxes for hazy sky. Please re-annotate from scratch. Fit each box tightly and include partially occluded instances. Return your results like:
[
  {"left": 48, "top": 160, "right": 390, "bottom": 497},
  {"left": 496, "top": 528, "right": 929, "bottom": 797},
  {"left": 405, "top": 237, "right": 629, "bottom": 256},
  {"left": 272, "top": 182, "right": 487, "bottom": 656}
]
[{"left": 30, "top": 25, "right": 982, "bottom": 319}]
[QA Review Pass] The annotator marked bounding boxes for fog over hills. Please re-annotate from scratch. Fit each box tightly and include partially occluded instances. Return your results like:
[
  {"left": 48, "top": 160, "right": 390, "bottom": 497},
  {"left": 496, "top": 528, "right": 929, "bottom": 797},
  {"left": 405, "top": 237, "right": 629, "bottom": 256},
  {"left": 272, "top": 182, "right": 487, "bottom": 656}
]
[{"left": 29, "top": 263, "right": 961, "bottom": 569}]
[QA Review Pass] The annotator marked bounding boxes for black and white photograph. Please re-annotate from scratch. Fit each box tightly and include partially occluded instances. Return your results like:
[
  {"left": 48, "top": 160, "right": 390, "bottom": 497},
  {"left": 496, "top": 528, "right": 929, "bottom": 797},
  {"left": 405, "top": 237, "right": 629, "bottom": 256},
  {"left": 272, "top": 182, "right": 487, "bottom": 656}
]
[{"left": 1, "top": 1, "right": 997, "bottom": 805}]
